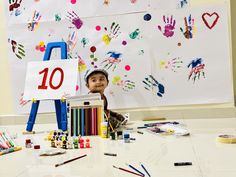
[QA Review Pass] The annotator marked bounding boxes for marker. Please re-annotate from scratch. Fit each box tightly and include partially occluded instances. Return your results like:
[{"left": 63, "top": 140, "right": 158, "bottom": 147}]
[
  {"left": 0, "top": 147, "right": 22, "bottom": 156},
  {"left": 174, "top": 162, "right": 192, "bottom": 166},
  {"left": 137, "top": 131, "right": 144, "bottom": 134},
  {"left": 104, "top": 153, "right": 117, "bottom": 156},
  {"left": 55, "top": 154, "right": 87, "bottom": 167},
  {"left": 137, "top": 126, "right": 147, "bottom": 129}
]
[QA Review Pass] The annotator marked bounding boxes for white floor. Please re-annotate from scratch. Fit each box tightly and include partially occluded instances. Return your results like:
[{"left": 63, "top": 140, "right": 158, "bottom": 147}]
[{"left": 1, "top": 118, "right": 236, "bottom": 177}]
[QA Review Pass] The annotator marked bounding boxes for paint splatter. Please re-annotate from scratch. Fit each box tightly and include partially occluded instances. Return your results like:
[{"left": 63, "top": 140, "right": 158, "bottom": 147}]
[
  {"left": 180, "top": 15, "right": 195, "bottom": 39},
  {"left": 55, "top": 14, "right": 61, "bottom": 22},
  {"left": 102, "top": 22, "right": 121, "bottom": 45},
  {"left": 187, "top": 58, "right": 205, "bottom": 83},
  {"left": 125, "top": 65, "right": 131, "bottom": 71},
  {"left": 35, "top": 41, "right": 46, "bottom": 52},
  {"left": 101, "top": 51, "right": 122, "bottom": 71},
  {"left": 76, "top": 85, "right": 79, "bottom": 91},
  {"left": 130, "top": 0, "right": 137, "bottom": 3},
  {"left": 28, "top": 10, "right": 42, "bottom": 31},
  {"left": 8, "top": 38, "right": 25, "bottom": 59},
  {"left": 158, "top": 15, "right": 176, "bottom": 38},
  {"left": 129, "top": 29, "right": 140, "bottom": 39},
  {"left": 143, "top": 75, "right": 165, "bottom": 97},
  {"left": 81, "top": 37, "right": 89, "bottom": 47},
  {"left": 90, "top": 46, "right": 96, "bottom": 53},
  {"left": 66, "top": 11, "right": 83, "bottom": 29},
  {"left": 144, "top": 14, "right": 152, "bottom": 21},
  {"left": 122, "top": 40, "right": 127, "bottom": 45},
  {"left": 178, "top": 0, "right": 188, "bottom": 8},
  {"left": 95, "top": 25, "right": 101, "bottom": 31},
  {"left": 159, "top": 57, "right": 183, "bottom": 72},
  {"left": 71, "top": 0, "right": 77, "bottom": 4},
  {"left": 89, "top": 46, "right": 99, "bottom": 68}
]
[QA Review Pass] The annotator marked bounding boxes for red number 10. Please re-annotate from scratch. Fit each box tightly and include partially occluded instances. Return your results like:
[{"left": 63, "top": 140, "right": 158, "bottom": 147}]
[{"left": 38, "top": 67, "right": 64, "bottom": 90}]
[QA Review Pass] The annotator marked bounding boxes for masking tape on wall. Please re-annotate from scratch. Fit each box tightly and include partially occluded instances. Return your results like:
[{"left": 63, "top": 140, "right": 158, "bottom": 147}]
[{"left": 216, "top": 135, "right": 236, "bottom": 144}]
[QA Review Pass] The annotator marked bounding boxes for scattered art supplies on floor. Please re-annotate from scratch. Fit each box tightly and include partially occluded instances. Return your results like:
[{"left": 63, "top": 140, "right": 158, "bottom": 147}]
[
  {"left": 145, "top": 121, "right": 190, "bottom": 136},
  {"left": 0, "top": 130, "right": 22, "bottom": 156},
  {"left": 216, "top": 134, "right": 236, "bottom": 144}
]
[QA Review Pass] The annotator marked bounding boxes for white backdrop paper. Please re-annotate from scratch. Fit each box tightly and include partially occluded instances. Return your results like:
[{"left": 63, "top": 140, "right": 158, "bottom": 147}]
[{"left": 4, "top": 0, "right": 233, "bottom": 113}]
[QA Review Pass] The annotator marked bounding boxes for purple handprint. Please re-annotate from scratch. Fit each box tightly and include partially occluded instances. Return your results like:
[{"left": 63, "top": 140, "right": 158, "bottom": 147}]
[
  {"left": 158, "top": 15, "right": 176, "bottom": 38},
  {"left": 67, "top": 11, "right": 83, "bottom": 29}
]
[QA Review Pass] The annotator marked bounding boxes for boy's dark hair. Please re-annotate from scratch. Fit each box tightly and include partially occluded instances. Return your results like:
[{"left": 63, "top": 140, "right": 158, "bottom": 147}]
[{"left": 85, "top": 69, "right": 109, "bottom": 84}]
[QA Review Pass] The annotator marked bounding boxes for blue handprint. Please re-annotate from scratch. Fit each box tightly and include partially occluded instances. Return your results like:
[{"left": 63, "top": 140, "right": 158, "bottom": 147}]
[
  {"left": 143, "top": 75, "right": 165, "bottom": 97},
  {"left": 158, "top": 15, "right": 176, "bottom": 38},
  {"left": 187, "top": 58, "right": 205, "bottom": 83},
  {"left": 180, "top": 15, "right": 195, "bottom": 39}
]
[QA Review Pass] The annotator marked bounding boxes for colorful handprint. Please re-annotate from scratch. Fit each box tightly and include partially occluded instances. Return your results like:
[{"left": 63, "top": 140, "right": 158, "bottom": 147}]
[
  {"left": 67, "top": 11, "right": 83, "bottom": 29},
  {"left": 8, "top": 39, "right": 25, "bottom": 59},
  {"left": 158, "top": 15, "right": 176, "bottom": 38},
  {"left": 102, "top": 22, "right": 121, "bottom": 45},
  {"left": 159, "top": 57, "right": 183, "bottom": 72},
  {"left": 101, "top": 51, "right": 122, "bottom": 71},
  {"left": 187, "top": 58, "right": 205, "bottom": 82},
  {"left": 112, "top": 76, "right": 135, "bottom": 91},
  {"left": 67, "top": 31, "right": 78, "bottom": 53},
  {"left": 180, "top": 15, "right": 195, "bottom": 39},
  {"left": 28, "top": 10, "right": 42, "bottom": 31},
  {"left": 143, "top": 75, "right": 165, "bottom": 97},
  {"left": 19, "top": 93, "right": 30, "bottom": 107},
  {"left": 9, "top": 0, "right": 22, "bottom": 12}
]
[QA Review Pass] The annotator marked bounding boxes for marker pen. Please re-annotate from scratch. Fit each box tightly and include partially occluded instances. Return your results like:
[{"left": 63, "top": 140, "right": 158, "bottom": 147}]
[
  {"left": 104, "top": 153, "right": 117, "bottom": 156},
  {"left": 174, "top": 162, "right": 192, "bottom": 166}
]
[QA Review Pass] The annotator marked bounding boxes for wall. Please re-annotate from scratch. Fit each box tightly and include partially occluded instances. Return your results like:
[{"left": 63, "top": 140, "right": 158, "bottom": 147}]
[{"left": 0, "top": 0, "right": 235, "bottom": 124}]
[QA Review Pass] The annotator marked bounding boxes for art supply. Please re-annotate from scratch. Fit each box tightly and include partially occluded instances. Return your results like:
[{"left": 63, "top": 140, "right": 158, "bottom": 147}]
[
  {"left": 137, "top": 131, "right": 144, "bottom": 134},
  {"left": 137, "top": 126, "right": 147, "bottom": 129},
  {"left": 174, "top": 162, "right": 192, "bottom": 166},
  {"left": 143, "top": 117, "right": 166, "bottom": 121},
  {"left": 117, "top": 131, "right": 123, "bottom": 139},
  {"left": 0, "top": 147, "right": 22, "bottom": 156},
  {"left": 123, "top": 133, "right": 130, "bottom": 143},
  {"left": 110, "top": 131, "right": 116, "bottom": 140},
  {"left": 55, "top": 154, "right": 87, "bottom": 167},
  {"left": 113, "top": 165, "right": 144, "bottom": 177},
  {"left": 101, "top": 122, "right": 110, "bottom": 138},
  {"left": 216, "top": 134, "right": 236, "bottom": 144},
  {"left": 126, "top": 163, "right": 145, "bottom": 176},
  {"left": 104, "top": 152, "right": 117, "bottom": 156},
  {"left": 140, "top": 162, "right": 151, "bottom": 177}
]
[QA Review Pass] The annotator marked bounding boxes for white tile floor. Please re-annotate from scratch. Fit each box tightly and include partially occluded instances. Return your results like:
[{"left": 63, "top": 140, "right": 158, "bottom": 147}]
[{"left": 0, "top": 118, "right": 236, "bottom": 177}]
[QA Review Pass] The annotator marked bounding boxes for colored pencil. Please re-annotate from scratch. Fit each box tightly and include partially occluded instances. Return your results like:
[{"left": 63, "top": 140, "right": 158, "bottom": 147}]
[{"left": 113, "top": 165, "right": 144, "bottom": 177}]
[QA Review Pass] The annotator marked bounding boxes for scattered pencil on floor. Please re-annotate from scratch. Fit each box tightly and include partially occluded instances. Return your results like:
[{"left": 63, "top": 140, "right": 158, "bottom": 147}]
[
  {"left": 140, "top": 162, "right": 151, "bottom": 177},
  {"left": 113, "top": 165, "right": 144, "bottom": 177}
]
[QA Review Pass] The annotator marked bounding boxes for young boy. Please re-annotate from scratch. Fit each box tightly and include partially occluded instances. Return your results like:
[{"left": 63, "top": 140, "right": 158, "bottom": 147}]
[{"left": 85, "top": 69, "right": 126, "bottom": 129}]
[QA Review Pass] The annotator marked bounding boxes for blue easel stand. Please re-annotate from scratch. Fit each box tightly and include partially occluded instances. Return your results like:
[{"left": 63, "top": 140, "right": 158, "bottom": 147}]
[{"left": 26, "top": 42, "right": 68, "bottom": 132}]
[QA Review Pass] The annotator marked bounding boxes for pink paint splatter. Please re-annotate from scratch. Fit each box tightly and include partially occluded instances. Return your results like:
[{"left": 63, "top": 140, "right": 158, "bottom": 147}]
[
  {"left": 76, "top": 85, "right": 79, "bottom": 91},
  {"left": 125, "top": 65, "right": 131, "bottom": 71},
  {"left": 71, "top": 0, "right": 76, "bottom": 4},
  {"left": 95, "top": 25, "right": 101, "bottom": 31}
]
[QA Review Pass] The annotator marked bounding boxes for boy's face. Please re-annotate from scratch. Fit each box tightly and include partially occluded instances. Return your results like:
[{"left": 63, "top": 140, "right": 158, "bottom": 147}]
[{"left": 86, "top": 73, "right": 108, "bottom": 93}]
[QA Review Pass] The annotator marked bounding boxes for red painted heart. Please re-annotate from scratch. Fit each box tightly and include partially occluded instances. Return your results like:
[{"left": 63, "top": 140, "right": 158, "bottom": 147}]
[{"left": 202, "top": 12, "right": 219, "bottom": 29}]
